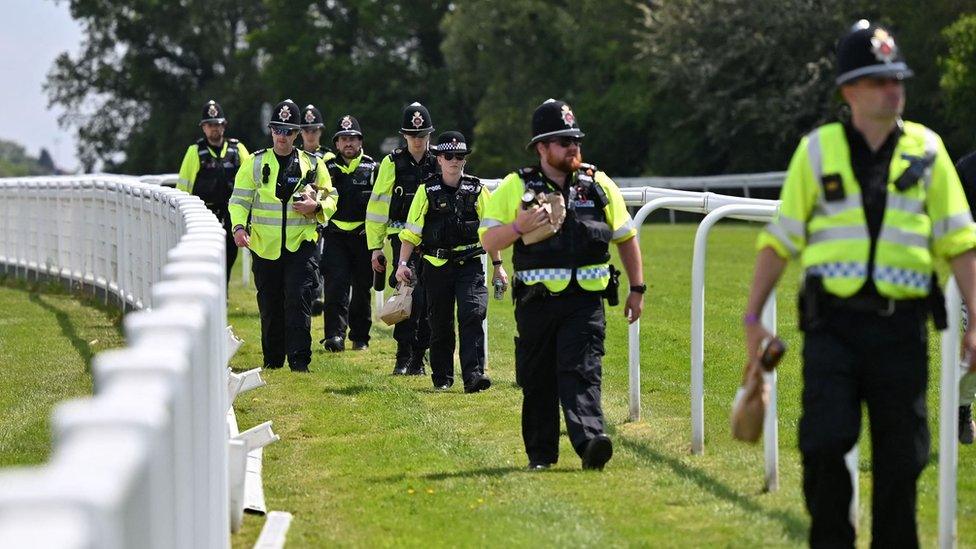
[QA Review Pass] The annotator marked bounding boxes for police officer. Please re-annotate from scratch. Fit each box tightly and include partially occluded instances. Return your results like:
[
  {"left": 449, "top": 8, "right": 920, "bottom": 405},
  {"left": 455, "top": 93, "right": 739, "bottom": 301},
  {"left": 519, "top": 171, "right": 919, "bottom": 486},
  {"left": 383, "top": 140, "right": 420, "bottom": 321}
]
[
  {"left": 366, "top": 102, "right": 437, "bottom": 375},
  {"left": 300, "top": 104, "right": 334, "bottom": 316},
  {"left": 320, "top": 115, "right": 378, "bottom": 352},
  {"left": 229, "top": 99, "right": 337, "bottom": 372},
  {"left": 480, "top": 99, "right": 645, "bottom": 471},
  {"left": 742, "top": 21, "right": 976, "bottom": 547},
  {"left": 395, "top": 131, "right": 507, "bottom": 392},
  {"left": 177, "top": 99, "right": 250, "bottom": 284}
]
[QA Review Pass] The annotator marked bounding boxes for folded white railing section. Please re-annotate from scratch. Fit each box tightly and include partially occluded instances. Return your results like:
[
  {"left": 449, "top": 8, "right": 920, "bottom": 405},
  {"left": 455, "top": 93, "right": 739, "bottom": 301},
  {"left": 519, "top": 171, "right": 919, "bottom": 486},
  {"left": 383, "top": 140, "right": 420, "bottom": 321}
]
[{"left": 0, "top": 175, "right": 273, "bottom": 548}]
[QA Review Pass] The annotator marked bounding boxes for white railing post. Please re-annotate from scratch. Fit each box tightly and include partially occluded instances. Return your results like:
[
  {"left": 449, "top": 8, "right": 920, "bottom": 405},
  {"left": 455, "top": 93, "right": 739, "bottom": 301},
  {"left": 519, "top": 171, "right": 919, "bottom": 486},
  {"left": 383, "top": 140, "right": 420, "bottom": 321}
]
[
  {"left": 940, "top": 276, "right": 962, "bottom": 548},
  {"left": 626, "top": 195, "right": 705, "bottom": 421},
  {"left": 760, "top": 290, "right": 779, "bottom": 492}
]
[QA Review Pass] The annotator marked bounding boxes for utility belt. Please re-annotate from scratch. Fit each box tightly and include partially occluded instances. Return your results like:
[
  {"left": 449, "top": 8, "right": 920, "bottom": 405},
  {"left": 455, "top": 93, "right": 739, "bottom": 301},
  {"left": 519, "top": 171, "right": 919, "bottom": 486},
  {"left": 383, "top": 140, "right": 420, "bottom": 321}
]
[
  {"left": 318, "top": 223, "right": 366, "bottom": 236},
  {"left": 513, "top": 265, "right": 621, "bottom": 307},
  {"left": 424, "top": 245, "right": 484, "bottom": 263},
  {"left": 799, "top": 274, "right": 946, "bottom": 331}
]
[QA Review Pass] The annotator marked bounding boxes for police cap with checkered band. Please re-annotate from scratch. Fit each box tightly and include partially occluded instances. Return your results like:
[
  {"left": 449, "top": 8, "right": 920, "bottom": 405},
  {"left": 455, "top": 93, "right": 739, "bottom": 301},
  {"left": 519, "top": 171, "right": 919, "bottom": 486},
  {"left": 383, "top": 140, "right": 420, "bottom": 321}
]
[{"left": 431, "top": 131, "right": 471, "bottom": 156}]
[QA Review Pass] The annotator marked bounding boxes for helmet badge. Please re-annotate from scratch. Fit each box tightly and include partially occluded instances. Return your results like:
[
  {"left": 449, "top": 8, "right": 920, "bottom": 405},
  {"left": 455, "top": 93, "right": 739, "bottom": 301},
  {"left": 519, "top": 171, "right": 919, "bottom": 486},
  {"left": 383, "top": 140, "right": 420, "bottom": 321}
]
[
  {"left": 560, "top": 104, "right": 575, "bottom": 127},
  {"left": 411, "top": 111, "right": 425, "bottom": 128},
  {"left": 207, "top": 104, "right": 219, "bottom": 118},
  {"left": 279, "top": 105, "right": 292, "bottom": 121},
  {"left": 871, "top": 28, "right": 897, "bottom": 63},
  {"left": 304, "top": 109, "right": 316, "bottom": 124},
  {"left": 341, "top": 116, "right": 353, "bottom": 130}
]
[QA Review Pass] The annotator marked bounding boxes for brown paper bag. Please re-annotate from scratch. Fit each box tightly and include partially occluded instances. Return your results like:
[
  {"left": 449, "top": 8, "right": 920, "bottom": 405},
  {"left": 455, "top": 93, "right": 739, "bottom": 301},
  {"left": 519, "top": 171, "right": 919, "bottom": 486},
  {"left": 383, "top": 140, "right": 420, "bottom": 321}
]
[
  {"left": 521, "top": 193, "right": 566, "bottom": 245},
  {"left": 379, "top": 284, "right": 413, "bottom": 326},
  {"left": 731, "top": 361, "right": 769, "bottom": 443}
]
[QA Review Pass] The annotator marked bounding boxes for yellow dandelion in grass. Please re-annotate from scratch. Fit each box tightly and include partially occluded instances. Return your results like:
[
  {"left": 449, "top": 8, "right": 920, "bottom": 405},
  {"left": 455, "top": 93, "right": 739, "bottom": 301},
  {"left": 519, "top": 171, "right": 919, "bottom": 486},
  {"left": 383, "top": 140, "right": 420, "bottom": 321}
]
[
  {"left": 407, "top": 488, "right": 415, "bottom": 495},
  {"left": 426, "top": 488, "right": 434, "bottom": 494},
  {"left": 477, "top": 498, "right": 484, "bottom": 504}
]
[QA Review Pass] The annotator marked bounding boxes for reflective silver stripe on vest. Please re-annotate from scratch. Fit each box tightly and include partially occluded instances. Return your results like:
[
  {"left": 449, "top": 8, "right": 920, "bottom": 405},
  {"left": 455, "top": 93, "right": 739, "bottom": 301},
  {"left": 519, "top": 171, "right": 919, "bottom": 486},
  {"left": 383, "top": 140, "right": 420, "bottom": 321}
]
[
  {"left": 612, "top": 220, "right": 635, "bottom": 240},
  {"left": 252, "top": 151, "right": 265, "bottom": 183},
  {"left": 251, "top": 215, "right": 281, "bottom": 226},
  {"left": 886, "top": 193, "right": 924, "bottom": 216},
  {"left": 232, "top": 187, "right": 254, "bottom": 198},
  {"left": 874, "top": 265, "right": 930, "bottom": 290},
  {"left": 813, "top": 196, "right": 862, "bottom": 218},
  {"left": 806, "top": 262, "right": 868, "bottom": 279},
  {"left": 764, "top": 222, "right": 800, "bottom": 257},
  {"left": 932, "top": 211, "right": 974, "bottom": 239},
  {"left": 369, "top": 192, "right": 390, "bottom": 204},
  {"left": 878, "top": 226, "right": 929, "bottom": 249},
  {"left": 922, "top": 128, "right": 938, "bottom": 189},
  {"left": 229, "top": 197, "right": 251, "bottom": 209},
  {"left": 515, "top": 268, "right": 573, "bottom": 282},
  {"left": 577, "top": 265, "right": 610, "bottom": 280},
  {"left": 404, "top": 222, "right": 422, "bottom": 234},
  {"left": 366, "top": 212, "right": 388, "bottom": 223},
  {"left": 807, "top": 225, "right": 869, "bottom": 245},
  {"left": 251, "top": 215, "right": 316, "bottom": 227},
  {"left": 807, "top": 129, "right": 822, "bottom": 180},
  {"left": 480, "top": 218, "right": 503, "bottom": 229}
]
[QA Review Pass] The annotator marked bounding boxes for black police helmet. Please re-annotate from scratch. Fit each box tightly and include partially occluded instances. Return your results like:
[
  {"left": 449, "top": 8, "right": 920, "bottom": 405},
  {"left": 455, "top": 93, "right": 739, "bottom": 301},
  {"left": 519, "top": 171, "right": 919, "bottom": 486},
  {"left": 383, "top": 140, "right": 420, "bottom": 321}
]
[
  {"left": 836, "top": 20, "right": 913, "bottom": 86},
  {"left": 526, "top": 98, "right": 585, "bottom": 149},
  {"left": 269, "top": 99, "right": 301, "bottom": 129},
  {"left": 301, "top": 104, "right": 324, "bottom": 129},
  {"left": 200, "top": 99, "right": 226, "bottom": 125},
  {"left": 431, "top": 131, "right": 471, "bottom": 156},
  {"left": 332, "top": 115, "right": 364, "bottom": 142},
  {"left": 400, "top": 102, "right": 434, "bottom": 135}
]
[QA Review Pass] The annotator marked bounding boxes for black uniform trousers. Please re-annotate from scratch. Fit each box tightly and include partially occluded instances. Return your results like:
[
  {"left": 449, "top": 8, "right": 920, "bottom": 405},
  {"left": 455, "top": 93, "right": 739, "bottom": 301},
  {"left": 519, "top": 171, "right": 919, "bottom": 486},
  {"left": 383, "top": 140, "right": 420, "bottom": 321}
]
[
  {"left": 389, "top": 234, "right": 430, "bottom": 361},
  {"left": 800, "top": 306, "right": 929, "bottom": 549},
  {"left": 250, "top": 240, "right": 320, "bottom": 370},
  {"left": 514, "top": 290, "right": 606, "bottom": 464},
  {"left": 423, "top": 257, "right": 487, "bottom": 388},
  {"left": 321, "top": 228, "right": 372, "bottom": 344}
]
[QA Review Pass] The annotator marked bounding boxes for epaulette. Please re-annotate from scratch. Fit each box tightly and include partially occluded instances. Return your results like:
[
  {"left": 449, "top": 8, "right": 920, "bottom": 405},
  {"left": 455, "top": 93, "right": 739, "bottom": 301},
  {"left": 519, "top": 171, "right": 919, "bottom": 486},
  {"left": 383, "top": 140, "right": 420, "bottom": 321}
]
[
  {"left": 391, "top": 147, "right": 404, "bottom": 157},
  {"left": 421, "top": 172, "right": 439, "bottom": 183},
  {"left": 460, "top": 174, "right": 481, "bottom": 185},
  {"left": 361, "top": 154, "right": 375, "bottom": 164},
  {"left": 518, "top": 166, "right": 538, "bottom": 177},
  {"left": 227, "top": 138, "right": 240, "bottom": 145}
]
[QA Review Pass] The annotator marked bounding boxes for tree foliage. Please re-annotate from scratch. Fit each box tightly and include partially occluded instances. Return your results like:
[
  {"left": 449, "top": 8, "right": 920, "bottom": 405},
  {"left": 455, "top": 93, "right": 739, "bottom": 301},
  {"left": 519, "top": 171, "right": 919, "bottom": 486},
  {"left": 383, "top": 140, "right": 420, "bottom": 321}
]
[{"left": 46, "top": 0, "right": 976, "bottom": 177}]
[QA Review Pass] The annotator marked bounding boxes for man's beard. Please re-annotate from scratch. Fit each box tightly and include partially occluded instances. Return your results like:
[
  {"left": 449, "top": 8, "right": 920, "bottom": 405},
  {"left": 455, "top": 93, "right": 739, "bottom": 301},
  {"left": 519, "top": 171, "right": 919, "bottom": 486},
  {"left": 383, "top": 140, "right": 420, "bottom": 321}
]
[{"left": 544, "top": 147, "right": 582, "bottom": 173}]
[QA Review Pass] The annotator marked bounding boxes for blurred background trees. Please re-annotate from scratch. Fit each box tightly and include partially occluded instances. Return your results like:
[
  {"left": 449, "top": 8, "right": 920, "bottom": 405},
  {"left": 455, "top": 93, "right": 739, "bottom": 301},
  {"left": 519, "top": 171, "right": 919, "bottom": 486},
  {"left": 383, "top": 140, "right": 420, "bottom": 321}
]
[{"left": 46, "top": 0, "right": 976, "bottom": 177}]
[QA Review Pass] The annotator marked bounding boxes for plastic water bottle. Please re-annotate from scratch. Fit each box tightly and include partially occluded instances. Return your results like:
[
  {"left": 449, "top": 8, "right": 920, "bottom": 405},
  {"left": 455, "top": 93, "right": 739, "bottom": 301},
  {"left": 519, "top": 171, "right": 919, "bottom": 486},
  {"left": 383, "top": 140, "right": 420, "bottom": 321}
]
[{"left": 493, "top": 278, "right": 505, "bottom": 300}]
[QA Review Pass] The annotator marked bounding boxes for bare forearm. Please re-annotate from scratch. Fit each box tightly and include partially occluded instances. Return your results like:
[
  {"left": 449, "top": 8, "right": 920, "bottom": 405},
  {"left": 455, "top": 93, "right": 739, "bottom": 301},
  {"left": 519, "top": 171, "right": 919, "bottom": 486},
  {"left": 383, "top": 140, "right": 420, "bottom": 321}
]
[
  {"left": 951, "top": 249, "right": 976, "bottom": 313},
  {"left": 489, "top": 250, "right": 502, "bottom": 263},
  {"left": 482, "top": 225, "right": 520, "bottom": 254},
  {"left": 617, "top": 236, "right": 643, "bottom": 285},
  {"left": 744, "top": 247, "right": 788, "bottom": 316},
  {"left": 398, "top": 241, "right": 416, "bottom": 264}
]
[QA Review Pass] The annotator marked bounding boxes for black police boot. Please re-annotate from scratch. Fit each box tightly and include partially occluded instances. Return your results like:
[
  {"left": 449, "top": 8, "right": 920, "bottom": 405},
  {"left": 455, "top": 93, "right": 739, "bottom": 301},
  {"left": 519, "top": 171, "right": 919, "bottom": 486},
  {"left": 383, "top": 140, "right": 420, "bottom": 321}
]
[
  {"left": 405, "top": 349, "right": 427, "bottom": 376},
  {"left": 527, "top": 462, "right": 553, "bottom": 471},
  {"left": 322, "top": 336, "right": 344, "bottom": 353},
  {"left": 464, "top": 375, "right": 492, "bottom": 394},
  {"left": 960, "top": 405, "right": 975, "bottom": 445},
  {"left": 581, "top": 434, "right": 613, "bottom": 471},
  {"left": 392, "top": 345, "right": 410, "bottom": 375},
  {"left": 351, "top": 340, "right": 368, "bottom": 351},
  {"left": 290, "top": 364, "right": 311, "bottom": 373}
]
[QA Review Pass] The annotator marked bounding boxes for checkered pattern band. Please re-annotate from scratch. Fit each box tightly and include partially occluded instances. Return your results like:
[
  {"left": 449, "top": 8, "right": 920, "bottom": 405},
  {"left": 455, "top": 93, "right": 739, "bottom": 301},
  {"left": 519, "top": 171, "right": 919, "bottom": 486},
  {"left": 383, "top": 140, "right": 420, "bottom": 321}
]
[
  {"left": 515, "top": 268, "right": 573, "bottom": 282},
  {"left": 806, "top": 262, "right": 867, "bottom": 279},
  {"left": 874, "top": 266, "right": 930, "bottom": 290}
]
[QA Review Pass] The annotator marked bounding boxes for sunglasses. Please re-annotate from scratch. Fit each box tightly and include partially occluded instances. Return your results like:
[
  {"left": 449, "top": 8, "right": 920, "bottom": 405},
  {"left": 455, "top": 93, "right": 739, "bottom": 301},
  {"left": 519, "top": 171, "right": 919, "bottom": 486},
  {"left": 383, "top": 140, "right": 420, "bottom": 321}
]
[
  {"left": 441, "top": 153, "right": 467, "bottom": 161},
  {"left": 547, "top": 136, "right": 582, "bottom": 147},
  {"left": 270, "top": 126, "right": 298, "bottom": 136}
]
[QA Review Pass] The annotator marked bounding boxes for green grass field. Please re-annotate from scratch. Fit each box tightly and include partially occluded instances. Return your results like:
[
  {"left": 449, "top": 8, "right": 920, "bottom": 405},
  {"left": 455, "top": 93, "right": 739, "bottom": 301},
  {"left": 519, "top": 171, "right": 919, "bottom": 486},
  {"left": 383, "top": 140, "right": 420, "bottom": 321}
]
[{"left": 3, "top": 224, "right": 975, "bottom": 547}]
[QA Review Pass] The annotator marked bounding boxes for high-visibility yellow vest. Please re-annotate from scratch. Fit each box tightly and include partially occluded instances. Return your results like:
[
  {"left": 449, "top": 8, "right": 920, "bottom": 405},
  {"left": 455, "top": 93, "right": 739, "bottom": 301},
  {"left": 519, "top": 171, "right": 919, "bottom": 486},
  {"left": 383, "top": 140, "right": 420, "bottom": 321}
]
[
  {"left": 759, "top": 121, "right": 976, "bottom": 298},
  {"left": 229, "top": 148, "right": 336, "bottom": 260}
]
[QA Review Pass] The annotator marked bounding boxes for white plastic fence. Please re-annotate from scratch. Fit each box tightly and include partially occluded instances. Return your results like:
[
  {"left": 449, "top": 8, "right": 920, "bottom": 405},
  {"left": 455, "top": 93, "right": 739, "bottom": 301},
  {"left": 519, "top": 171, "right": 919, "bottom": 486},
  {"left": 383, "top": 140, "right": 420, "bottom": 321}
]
[{"left": 0, "top": 175, "right": 276, "bottom": 548}]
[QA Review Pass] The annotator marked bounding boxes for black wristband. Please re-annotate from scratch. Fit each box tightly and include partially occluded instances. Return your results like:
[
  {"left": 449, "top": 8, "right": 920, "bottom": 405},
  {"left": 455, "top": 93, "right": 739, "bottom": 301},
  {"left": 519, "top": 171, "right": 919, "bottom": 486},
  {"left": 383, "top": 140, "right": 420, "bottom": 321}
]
[
  {"left": 630, "top": 284, "right": 647, "bottom": 294},
  {"left": 233, "top": 224, "right": 245, "bottom": 234},
  {"left": 492, "top": 260, "right": 503, "bottom": 266}
]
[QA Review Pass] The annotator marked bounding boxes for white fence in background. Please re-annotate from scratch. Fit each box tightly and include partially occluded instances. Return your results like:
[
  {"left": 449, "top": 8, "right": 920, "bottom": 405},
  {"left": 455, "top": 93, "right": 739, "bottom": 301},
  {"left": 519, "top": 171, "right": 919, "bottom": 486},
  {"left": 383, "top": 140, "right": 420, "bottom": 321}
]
[{"left": 0, "top": 175, "right": 279, "bottom": 548}]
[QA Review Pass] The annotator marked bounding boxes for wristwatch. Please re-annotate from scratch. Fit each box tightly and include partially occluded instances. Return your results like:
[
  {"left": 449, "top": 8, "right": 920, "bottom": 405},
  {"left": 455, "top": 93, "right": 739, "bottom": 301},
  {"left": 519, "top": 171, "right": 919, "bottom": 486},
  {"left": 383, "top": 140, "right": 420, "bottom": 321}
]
[
  {"left": 629, "top": 284, "right": 647, "bottom": 294},
  {"left": 399, "top": 260, "right": 409, "bottom": 267}
]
